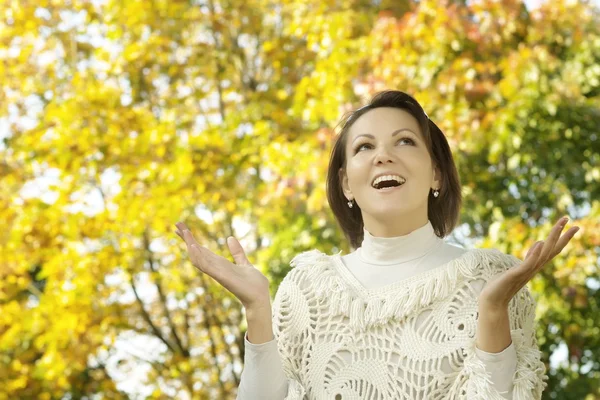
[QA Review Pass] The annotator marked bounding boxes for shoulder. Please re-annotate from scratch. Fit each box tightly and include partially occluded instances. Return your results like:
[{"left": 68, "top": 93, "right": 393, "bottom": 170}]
[
  {"left": 275, "top": 249, "right": 338, "bottom": 296},
  {"left": 272, "top": 250, "right": 338, "bottom": 336},
  {"left": 464, "top": 248, "right": 523, "bottom": 279},
  {"left": 469, "top": 249, "right": 538, "bottom": 321},
  {"left": 283, "top": 249, "right": 336, "bottom": 281},
  {"left": 289, "top": 249, "right": 332, "bottom": 270}
]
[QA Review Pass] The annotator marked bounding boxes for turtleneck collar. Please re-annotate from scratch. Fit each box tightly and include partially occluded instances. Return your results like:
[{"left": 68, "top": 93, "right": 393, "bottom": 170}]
[{"left": 357, "top": 220, "right": 443, "bottom": 266}]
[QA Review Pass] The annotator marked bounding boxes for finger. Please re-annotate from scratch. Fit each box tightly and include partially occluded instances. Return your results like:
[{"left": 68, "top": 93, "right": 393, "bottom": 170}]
[
  {"left": 226, "top": 236, "right": 250, "bottom": 266},
  {"left": 523, "top": 240, "right": 544, "bottom": 270},
  {"left": 175, "top": 222, "right": 197, "bottom": 246},
  {"left": 526, "top": 240, "right": 543, "bottom": 259},
  {"left": 188, "top": 243, "right": 212, "bottom": 276},
  {"left": 539, "top": 216, "right": 569, "bottom": 263},
  {"left": 550, "top": 226, "right": 580, "bottom": 258},
  {"left": 175, "top": 223, "right": 188, "bottom": 240},
  {"left": 514, "top": 241, "right": 545, "bottom": 282},
  {"left": 187, "top": 241, "right": 210, "bottom": 266},
  {"left": 175, "top": 221, "right": 189, "bottom": 233},
  {"left": 182, "top": 229, "right": 198, "bottom": 247}
]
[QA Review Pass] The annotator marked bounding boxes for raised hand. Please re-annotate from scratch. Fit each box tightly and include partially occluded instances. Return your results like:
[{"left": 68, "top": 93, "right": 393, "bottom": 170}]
[
  {"left": 479, "top": 215, "right": 581, "bottom": 312},
  {"left": 174, "top": 222, "right": 271, "bottom": 310}
]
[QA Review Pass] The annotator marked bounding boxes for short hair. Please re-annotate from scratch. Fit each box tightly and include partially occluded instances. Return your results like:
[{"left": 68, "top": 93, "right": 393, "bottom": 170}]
[{"left": 326, "top": 90, "right": 462, "bottom": 249}]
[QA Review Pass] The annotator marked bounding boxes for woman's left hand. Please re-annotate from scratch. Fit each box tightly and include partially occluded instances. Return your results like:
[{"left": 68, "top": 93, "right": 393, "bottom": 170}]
[{"left": 479, "top": 216, "right": 581, "bottom": 313}]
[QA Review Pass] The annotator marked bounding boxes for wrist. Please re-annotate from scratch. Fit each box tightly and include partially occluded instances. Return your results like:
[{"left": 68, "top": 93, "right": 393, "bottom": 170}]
[
  {"left": 245, "top": 301, "right": 272, "bottom": 319},
  {"left": 478, "top": 298, "right": 509, "bottom": 316}
]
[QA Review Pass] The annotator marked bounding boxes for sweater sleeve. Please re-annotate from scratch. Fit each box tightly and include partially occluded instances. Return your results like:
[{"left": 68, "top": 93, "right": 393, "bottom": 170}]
[
  {"left": 235, "top": 333, "right": 289, "bottom": 400},
  {"left": 236, "top": 269, "right": 308, "bottom": 400},
  {"left": 475, "top": 342, "right": 518, "bottom": 399},
  {"left": 456, "top": 283, "right": 548, "bottom": 399}
]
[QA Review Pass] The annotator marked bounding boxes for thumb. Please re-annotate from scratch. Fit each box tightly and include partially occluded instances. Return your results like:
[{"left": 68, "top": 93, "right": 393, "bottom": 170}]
[{"left": 226, "top": 236, "right": 251, "bottom": 266}]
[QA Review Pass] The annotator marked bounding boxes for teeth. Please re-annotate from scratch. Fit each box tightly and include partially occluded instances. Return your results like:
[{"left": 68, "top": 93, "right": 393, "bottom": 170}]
[{"left": 372, "top": 175, "right": 406, "bottom": 188}]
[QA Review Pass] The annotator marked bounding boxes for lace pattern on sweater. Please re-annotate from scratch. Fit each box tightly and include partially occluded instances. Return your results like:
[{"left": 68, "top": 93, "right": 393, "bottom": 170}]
[{"left": 272, "top": 248, "right": 548, "bottom": 399}]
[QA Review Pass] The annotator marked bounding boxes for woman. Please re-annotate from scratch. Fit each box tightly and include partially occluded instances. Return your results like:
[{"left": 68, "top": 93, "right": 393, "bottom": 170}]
[{"left": 175, "top": 90, "right": 579, "bottom": 399}]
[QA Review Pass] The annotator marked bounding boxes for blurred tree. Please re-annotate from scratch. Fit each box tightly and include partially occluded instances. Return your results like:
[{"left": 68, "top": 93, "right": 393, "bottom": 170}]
[
  {"left": 0, "top": 0, "right": 598, "bottom": 399},
  {"left": 359, "top": 0, "right": 600, "bottom": 398},
  {"left": 0, "top": 0, "right": 374, "bottom": 398}
]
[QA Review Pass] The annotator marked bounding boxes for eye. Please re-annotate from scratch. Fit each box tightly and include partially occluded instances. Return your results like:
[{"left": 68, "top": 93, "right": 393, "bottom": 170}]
[
  {"left": 353, "top": 137, "right": 415, "bottom": 154},
  {"left": 398, "top": 137, "right": 415, "bottom": 146}
]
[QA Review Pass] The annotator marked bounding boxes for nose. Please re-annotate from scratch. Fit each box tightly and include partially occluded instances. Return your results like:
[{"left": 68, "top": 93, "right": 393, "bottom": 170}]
[{"left": 373, "top": 146, "right": 394, "bottom": 164}]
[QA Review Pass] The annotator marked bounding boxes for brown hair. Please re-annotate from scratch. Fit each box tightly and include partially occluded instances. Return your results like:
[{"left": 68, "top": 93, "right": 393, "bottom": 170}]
[{"left": 326, "top": 90, "right": 462, "bottom": 249}]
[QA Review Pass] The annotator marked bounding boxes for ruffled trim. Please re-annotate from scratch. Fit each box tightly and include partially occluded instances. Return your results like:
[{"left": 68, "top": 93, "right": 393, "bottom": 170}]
[
  {"left": 456, "top": 329, "right": 548, "bottom": 399},
  {"left": 289, "top": 248, "right": 519, "bottom": 331},
  {"left": 511, "top": 329, "right": 548, "bottom": 398},
  {"left": 459, "top": 337, "right": 515, "bottom": 400}
]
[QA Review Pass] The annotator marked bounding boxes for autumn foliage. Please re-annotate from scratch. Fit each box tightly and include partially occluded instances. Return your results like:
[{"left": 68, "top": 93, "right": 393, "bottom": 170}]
[{"left": 1, "top": 0, "right": 599, "bottom": 398}]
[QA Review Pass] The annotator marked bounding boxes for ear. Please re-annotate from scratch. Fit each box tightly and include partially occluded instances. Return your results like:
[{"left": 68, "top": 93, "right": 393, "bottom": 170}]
[
  {"left": 432, "top": 163, "right": 442, "bottom": 189},
  {"left": 339, "top": 167, "right": 352, "bottom": 199}
]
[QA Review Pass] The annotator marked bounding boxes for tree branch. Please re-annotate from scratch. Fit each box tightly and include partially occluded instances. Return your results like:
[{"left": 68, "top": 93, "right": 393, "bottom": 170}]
[
  {"left": 143, "top": 230, "right": 189, "bottom": 357},
  {"left": 129, "top": 272, "right": 175, "bottom": 353},
  {"left": 198, "top": 273, "right": 228, "bottom": 396}
]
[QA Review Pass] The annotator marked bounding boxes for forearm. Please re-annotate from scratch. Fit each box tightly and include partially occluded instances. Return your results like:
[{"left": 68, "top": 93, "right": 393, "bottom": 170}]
[
  {"left": 476, "top": 305, "right": 512, "bottom": 353},
  {"left": 246, "top": 303, "right": 274, "bottom": 344},
  {"left": 473, "top": 305, "right": 517, "bottom": 399}
]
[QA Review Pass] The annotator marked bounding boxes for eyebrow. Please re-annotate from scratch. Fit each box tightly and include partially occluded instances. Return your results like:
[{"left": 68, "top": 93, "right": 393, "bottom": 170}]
[{"left": 351, "top": 128, "right": 418, "bottom": 145}]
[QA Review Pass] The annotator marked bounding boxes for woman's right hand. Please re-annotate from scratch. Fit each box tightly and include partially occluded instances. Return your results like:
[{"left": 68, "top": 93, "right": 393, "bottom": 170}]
[{"left": 175, "top": 222, "right": 271, "bottom": 310}]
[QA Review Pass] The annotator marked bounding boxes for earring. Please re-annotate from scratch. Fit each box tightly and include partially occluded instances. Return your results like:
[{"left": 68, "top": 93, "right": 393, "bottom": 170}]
[
  {"left": 432, "top": 188, "right": 439, "bottom": 198},
  {"left": 347, "top": 199, "right": 354, "bottom": 208}
]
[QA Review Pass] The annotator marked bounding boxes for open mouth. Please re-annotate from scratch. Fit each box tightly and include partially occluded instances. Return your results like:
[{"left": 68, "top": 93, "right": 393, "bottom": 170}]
[{"left": 373, "top": 182, "right": 405, "bottom": 191}]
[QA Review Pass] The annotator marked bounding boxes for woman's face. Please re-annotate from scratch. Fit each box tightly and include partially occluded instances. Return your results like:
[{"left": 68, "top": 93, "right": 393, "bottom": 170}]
[{"left": 339, "top": 107, "right": 441, "bottom": 236}]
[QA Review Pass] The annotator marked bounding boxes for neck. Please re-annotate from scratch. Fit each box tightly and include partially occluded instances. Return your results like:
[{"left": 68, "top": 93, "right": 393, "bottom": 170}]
[
  {"left": 362, "top": 208, "right": 429, "bottom": 238},
  {"left": 357, "top": 220, "right": 443, "bottom": 266}
]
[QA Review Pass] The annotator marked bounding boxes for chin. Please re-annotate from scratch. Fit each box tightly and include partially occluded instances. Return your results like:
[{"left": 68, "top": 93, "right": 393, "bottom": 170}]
[
  {"left": 369, "top": 206, "right": 408, "bottom": 217},
  {"left": 377, "top": 200, "right": 419, "bottom": 211}
]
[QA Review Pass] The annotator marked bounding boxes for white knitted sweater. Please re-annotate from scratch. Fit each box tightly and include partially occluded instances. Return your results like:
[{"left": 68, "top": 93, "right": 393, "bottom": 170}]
[{"left": 237, "top": 224, "right": 548, "bottom": 399}]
